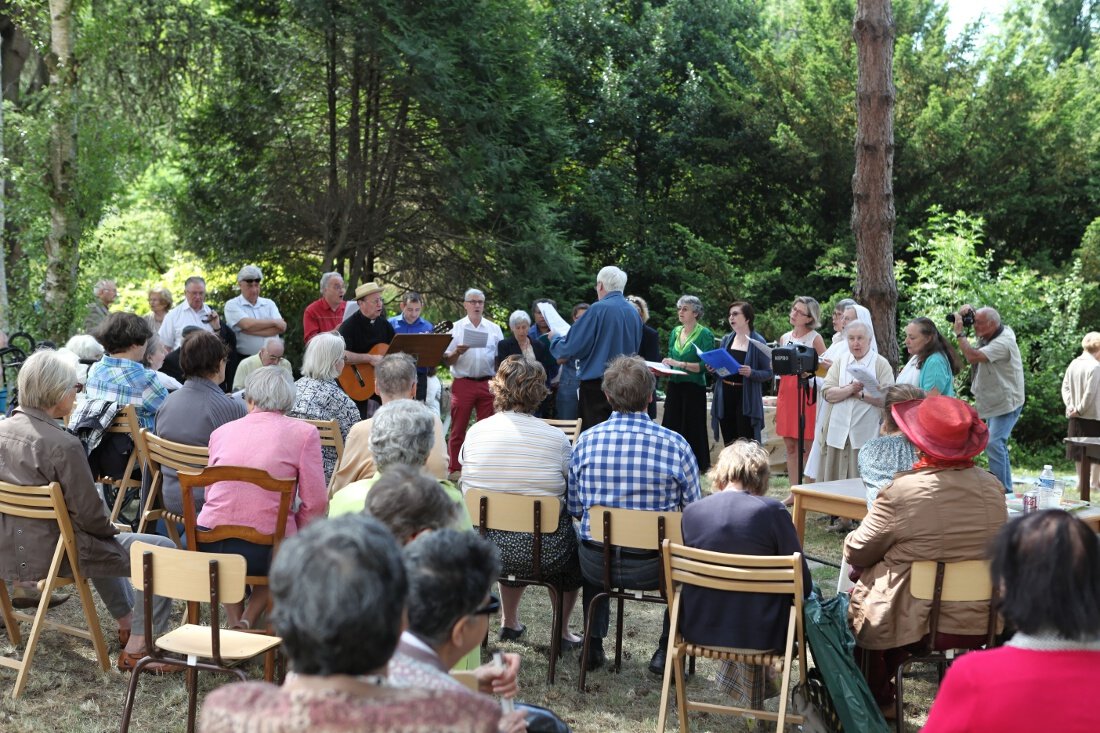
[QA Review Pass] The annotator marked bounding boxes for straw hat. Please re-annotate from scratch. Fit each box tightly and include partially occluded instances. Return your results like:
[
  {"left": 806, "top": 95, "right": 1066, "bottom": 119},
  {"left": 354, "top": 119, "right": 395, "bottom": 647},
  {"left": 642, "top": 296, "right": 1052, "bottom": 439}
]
[
  {"left": 891, "top": 396, "right": 989, "bottom": 461},
  {"left": 354, "top": 282, "right": 383, "bottom": 300}
]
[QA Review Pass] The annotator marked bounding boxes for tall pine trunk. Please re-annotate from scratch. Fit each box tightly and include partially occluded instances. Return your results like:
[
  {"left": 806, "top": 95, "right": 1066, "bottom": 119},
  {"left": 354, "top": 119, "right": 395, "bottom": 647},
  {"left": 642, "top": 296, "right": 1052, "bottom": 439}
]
[
  {"left": 851, "top": 0, "right": 899, "bottom": 366},
  {"left": 43, "top": 0, "right": 79, "bottom": 341}
]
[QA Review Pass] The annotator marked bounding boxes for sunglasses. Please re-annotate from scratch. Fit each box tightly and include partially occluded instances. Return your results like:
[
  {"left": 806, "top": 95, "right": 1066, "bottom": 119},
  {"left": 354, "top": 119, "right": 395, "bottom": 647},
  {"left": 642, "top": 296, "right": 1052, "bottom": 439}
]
[
  {"left": 471, "top": 594, "right": 501, "bottom": 616},
  {"left": 242, "top": 278, "right": 262, "bottom": 285}
]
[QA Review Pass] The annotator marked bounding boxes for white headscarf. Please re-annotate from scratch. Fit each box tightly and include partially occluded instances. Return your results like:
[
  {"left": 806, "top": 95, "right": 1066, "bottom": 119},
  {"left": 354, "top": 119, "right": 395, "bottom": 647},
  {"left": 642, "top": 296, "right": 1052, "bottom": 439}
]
[{"left": 851, "top": 304, "right": 878, "bottom": 355}]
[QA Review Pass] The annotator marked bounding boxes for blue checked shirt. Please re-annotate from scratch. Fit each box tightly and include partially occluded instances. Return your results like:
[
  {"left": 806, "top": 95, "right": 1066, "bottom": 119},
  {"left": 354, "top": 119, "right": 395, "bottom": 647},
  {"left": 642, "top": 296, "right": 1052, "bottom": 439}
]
[
  {"left": 84, "top": 356, "right": 168, "bottom": 430},
  {"left": 568, "top": 411, "right": 702, "bottom": 541}
]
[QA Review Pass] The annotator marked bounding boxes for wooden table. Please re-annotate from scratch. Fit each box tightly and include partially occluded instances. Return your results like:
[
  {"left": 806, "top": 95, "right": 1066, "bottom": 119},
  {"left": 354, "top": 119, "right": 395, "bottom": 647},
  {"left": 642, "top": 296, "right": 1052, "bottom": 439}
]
[{"left": 790, "top": 478, "right": 868, "bottom": 545}]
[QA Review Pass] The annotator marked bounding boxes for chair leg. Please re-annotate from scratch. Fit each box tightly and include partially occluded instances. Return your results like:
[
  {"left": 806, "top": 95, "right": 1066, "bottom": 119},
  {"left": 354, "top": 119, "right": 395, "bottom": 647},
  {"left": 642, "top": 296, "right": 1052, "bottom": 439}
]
[
  {"left": 74, "top": 578, "right": 110, "bottom": 671},
  {"left": 186, "top": 666, "right": 200, "bottom": 733},
  {"left": 11, "top": 583, "right": 56, "bottom": 699},
  {"left": 118, "top": 654, "right": 146, "bottom": 733},
  {"left": 895, "top": 659, "right": 907, "bottom": 729},
  {"left": 577, "top": 591, "right": 608, "bottom": 693},
  {"left": 0, "top": 583, "right": 21, "bottom": 645},
  {"left": 655, "top": 639, "right": 678, "bottom": 733},
  {"left": 614, "top": 596, "right": 624, "bottom": 671},
  {"left": 673, "top": 646, "right": 689, "bottom": 733},
  {"left": 546, "top": 585, "right": 563, "bottom": 685}
]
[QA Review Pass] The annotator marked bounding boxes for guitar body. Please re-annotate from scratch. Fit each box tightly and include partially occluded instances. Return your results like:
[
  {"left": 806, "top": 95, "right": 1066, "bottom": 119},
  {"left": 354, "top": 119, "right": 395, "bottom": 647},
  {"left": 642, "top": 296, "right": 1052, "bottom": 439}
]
[
  {"left": 338, "top": 343, "right": 389, "bottom": 401},
  {"left": 337, "top": 320, "right": 453, "bottom": 402}
]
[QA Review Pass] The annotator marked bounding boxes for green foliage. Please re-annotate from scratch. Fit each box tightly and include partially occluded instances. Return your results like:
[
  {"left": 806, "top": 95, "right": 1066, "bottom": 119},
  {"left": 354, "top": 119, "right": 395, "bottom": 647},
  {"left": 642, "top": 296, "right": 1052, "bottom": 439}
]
[{"left": 899, "top": 207, "right": 1083, "bottom": 446}]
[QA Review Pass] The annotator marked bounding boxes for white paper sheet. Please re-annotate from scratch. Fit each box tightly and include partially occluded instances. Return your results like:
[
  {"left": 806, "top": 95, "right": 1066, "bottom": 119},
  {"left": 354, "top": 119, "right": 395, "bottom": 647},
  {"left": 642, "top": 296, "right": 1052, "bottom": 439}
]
[
  {"left": 462, "top": 327, "right": 489, "bottom": 348},
  {"left": 847, "top": 364, "right": 883, "bottom": 398},
  {"left": 537, "top": 302, "right": 571, "bottom": 337}
]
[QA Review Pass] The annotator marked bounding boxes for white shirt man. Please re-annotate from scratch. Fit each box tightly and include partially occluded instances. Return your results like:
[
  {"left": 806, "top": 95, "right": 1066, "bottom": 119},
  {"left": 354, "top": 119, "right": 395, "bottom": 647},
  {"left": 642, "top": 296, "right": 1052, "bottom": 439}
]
[
  {"left": 224, "top": 265, "right": 287, "bottom": 356},
  {"left": 159, "top": 276, "right": 220, "bottom": 350},
  {"left": 442, "top": 288, "right": 503, "bottom": 475}
]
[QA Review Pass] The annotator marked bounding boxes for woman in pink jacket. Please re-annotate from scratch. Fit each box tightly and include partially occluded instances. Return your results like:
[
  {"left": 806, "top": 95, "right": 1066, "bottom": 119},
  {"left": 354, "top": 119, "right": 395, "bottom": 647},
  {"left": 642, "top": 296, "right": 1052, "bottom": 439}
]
[{"left": 197, "top": 366, "right": 327, "bottom": 628}]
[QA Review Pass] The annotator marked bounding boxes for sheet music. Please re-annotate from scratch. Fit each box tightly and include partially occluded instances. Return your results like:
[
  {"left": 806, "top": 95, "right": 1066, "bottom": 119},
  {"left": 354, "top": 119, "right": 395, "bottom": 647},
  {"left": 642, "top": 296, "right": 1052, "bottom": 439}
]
[
  {"left": 748, "top": 339, "right": 773, "bottom": 358},
  {"left": 847, "top": 364, "right": 883, "bottom": 399},
  {"left": 537, "top": 302, "right": 571, "bottom": 337},
  {"left": 462, "top": 328, "right": 489, "bottom": 348}
]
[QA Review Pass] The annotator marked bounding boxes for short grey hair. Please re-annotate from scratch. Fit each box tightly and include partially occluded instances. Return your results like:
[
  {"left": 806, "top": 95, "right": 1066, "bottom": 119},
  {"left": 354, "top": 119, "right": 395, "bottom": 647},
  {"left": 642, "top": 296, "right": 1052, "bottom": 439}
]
[
  {"left": 93, "top": 279, "right": 116, "bottom": 296},
  {"left": 366, "top": 465, "right": 459, "bottom": 544},
  {"left": 142, "top": 332, "right": 165, "bottom": 367},
  {"left": 464, "top": 288, "right": 485, "bottom": 301},
  {"left": 64, "top": 334, "right": 104, "bottom": 362},
  {"left": 369, "top": 400, "right": 436, "bottom": 472},
  {"left": 18, "top": 349, "right": 77, "bottom": 410},
  {"left": 262, "top": 336, "right": 285, "bottom": 354},
  {"left": 977, "top": 307, "right": 1002, "bottom": 326},
  {"left": 244, "top": 366, "right": 296, "bottom": 413},
  {"left": 597, "top": 265, "right": 627, "bottom": 293},
  {"left": 375, "top": 353, "right": 417, "bottom": 399},
  {"left": 508, "top": 310, "right": 531, "bottom": 330},
  {"left": 601, "top": 355, "right": 654, "bottom": 413},
  {"left": 184, "top": 276, "right": 206, "bottom": 289},
  {"left": 676, "top": 295, "right": 704, "bottom": 318},
  {"left": 320, "top": 271, "right": 343, "bottom": 293},
  {"left": 301, "top": 332, "right": 346, "bottom": 380}
]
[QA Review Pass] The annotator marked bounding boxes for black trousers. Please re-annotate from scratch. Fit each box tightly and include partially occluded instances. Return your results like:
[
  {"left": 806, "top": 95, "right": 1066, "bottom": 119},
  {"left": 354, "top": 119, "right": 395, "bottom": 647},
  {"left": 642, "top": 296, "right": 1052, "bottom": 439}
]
[{"left": 579, "top": 379, "right": 613, "bottom": 433}]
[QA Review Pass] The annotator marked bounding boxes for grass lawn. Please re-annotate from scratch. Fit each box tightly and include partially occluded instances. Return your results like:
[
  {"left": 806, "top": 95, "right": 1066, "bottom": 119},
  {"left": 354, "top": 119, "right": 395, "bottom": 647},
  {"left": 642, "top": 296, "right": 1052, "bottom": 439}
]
[{"left": 1, "top": 464, "right": 1070, "bottom": 732}]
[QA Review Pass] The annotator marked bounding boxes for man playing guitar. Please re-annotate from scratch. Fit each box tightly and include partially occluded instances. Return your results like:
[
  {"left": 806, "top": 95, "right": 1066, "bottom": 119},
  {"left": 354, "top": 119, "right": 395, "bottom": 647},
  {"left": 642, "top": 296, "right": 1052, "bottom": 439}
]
[{"left": 339, "top": 281, "right": 395, "bottom": 418}]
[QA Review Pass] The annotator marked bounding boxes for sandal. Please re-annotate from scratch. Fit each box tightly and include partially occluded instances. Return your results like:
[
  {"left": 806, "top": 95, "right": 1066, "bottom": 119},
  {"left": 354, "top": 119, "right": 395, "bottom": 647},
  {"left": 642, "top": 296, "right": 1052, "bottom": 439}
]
[{"left": 116, "top": 649, "right": 183, "bottom": 675}]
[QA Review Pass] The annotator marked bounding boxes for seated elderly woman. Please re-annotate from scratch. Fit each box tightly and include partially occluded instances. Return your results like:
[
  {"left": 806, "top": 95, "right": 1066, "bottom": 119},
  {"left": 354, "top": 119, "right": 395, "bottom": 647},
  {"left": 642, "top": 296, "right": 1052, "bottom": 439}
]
[
  {"left": 197, "top": 366, "right": 327, "bottom": 629},
  {"left": 154, "top": 330, "right": 246, "bottom": 517},
  {"left": 494, "top": 310, "right": 556, "bottom": 403},
  {"left": 85, "top": 312, "right": 168, "bottom": 429},
  {"left": 141, "top": 331, "right": 181, "bottom": 392},
  {"left": 459, "top": 355, "right": 583, "bottom": 647},
  {"left": 289, "top": 331, "right": 361, "bottom": 484},
  {"left": 330, "top": 399, "right": 466, "bottom": 517},
  {"left": 200, "top": 515, "right": 501, "bottom": 733},
  {"left": 818, "top": 320, "right": 894, "bottom": 486},
  {"left": 0, "top": 350, "right": 177, "bottom": 673},
  {"left": 857, "top": 384, "right": 926, "bottom": 509},
  {"left": 61, "top": 333, "right": 104, "bottom": 385},
  {"left": 680, "top": 440, "right": 812, "bottom": 709},
  {"left": 924, "top": 511, "right": 1100, "bottom": 732},
  {"left": 845, "top": 395, "right": 1008, "bottom": 719}
]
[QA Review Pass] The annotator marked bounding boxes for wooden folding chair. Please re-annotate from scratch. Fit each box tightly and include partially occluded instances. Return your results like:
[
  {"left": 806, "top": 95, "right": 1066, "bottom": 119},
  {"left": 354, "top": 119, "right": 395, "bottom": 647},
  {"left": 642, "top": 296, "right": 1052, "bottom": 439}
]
[
  {"left": 0, "top": 481, "right": 111, "bottom": 699},
  {"left": 99, "top": 406, "right": 147, "bottom": 528},
  {"left": 894, "top": 559, "right": 998, "bottom": 726},
  {"left": 118, "top": 542, "right": 282, "bottom": 733},
  {"left": 541, "top": 417, "right": 582, "bottom": 445},
  {"left": 297, "top": 417, "right": 345, "bottom": 493},
  {"left": 451, "top": 670, "right": 480, "bottom": 692},
  {"left": 465, "top": 489, "right": 567, "bottom": 684},
  {"left": 137, "top": 429, "right": 210, "bottom": 546},
  {"left": 577, "top": 506, "right": 684, "bottom": 692},
  {"left": 656, "top": 542, "right": 806, "bottom": 733}
]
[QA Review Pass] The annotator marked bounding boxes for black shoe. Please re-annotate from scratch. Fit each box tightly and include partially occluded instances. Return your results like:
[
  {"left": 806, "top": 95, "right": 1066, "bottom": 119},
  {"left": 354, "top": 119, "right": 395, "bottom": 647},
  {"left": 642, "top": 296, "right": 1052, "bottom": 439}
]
[
  {"left": 499, "top": 623, "right": 526, "bottom": 642},
  {"left": 648, "top": 646, "right": 667, "bottom": 675},
  {"left": 582, "top": 642, "right": 606, "bottom": 671},
  {"left": 558, "top": 637, "right": 583, "bottom": 653}
]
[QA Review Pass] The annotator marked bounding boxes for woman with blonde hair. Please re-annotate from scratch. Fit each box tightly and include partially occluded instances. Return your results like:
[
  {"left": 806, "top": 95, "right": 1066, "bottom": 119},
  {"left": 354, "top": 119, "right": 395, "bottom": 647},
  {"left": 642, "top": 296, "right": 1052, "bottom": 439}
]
[
  {"left": 145, "top": 286, "right": 173, "bottom": 332},
  {"left": 680, "top": 440, "right": 812, "bottom": 709},
  {"left": 776, "top": 296, "right": 827, "bottom": 503}
]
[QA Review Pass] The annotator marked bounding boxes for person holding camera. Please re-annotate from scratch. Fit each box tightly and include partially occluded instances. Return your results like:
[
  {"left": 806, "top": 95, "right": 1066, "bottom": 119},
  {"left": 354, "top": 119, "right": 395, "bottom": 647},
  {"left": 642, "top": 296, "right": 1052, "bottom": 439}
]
[{"left": 952, "top": 305, "right": 1024, "bottom": 491}]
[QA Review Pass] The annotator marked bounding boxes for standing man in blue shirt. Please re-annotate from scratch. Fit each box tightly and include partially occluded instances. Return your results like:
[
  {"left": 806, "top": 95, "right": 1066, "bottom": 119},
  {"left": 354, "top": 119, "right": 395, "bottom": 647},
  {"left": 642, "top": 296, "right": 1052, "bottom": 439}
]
[
  {"left": 389, "top": 291, "right": 433, "bottom": 401},
  {"left": 550, "top": 266, "right": 642, "bottom": 432}
]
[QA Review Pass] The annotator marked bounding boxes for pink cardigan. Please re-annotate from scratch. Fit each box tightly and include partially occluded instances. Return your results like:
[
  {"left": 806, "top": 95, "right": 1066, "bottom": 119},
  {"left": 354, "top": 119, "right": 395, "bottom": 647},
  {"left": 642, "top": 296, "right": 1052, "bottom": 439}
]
[{"left": 197, "top": 410, "right": 327, "bottom": 535}]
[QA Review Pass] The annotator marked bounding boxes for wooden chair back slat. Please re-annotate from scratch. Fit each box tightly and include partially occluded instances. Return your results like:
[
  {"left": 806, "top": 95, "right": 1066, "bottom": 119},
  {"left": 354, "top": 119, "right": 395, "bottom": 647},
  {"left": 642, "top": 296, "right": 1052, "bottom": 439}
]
[
  {"left": 137, "top": 429, "right": 210, "bottom": 540},
  {"left": 128, "top": 541, "right": 247, "bottom": 604},
  {"left": 910, "top": 560, "right": 992, "bottom": 602},
  {"left": 542, "top": 418, "right": 582, "bottom": 444},
  {"left": 464, "top": 489, "right": 561, "bottom": 534},
  {"left": 590, "top": 505, "right": 684, "bottom": 549}
]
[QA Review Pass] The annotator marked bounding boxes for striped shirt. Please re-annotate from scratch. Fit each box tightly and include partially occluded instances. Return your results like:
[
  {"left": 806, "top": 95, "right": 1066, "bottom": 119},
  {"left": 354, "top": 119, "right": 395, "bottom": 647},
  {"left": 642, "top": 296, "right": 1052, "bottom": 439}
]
[
  {"left": 568, "top": 410, "right": 701, "bottom": 541},
  {"left": 84, "top": 356, "right": 168, "bottom": 430},
  {"left": 459, "top": 412, "right": 570, "bottom": 497}
]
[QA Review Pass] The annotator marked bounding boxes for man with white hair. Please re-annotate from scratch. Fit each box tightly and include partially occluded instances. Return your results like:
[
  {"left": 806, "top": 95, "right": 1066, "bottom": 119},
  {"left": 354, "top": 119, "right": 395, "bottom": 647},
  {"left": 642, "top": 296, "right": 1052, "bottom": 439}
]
[
  {"left": 550, "top": 265, "right": 642, "bottom": 432},
  {"left": 442, "top": 288, "right": 503, "bottom": 477},
  {"left": 952, "top": 304, "right": 1025, "bottom": 491},
  {"left": 302, "top": 271, "right": 357, "bottom": 343},
  {"left": 224, "top": 265, "right": 286, "bottom": 357},
  {"left": 232, "top": 336, "right": 293, "bottom": 391},
  {"left": 83, "top": 279, "right": 117, "bottom": 332}
]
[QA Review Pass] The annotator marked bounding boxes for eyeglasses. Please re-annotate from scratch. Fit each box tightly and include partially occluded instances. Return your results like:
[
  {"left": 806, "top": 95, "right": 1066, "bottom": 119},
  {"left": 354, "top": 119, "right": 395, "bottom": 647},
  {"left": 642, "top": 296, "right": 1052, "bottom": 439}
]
[
  {"left": 471, "top": 594, "right": 501, "bottom": 616},
  {"left": 790, "top": 307, "right": 810, "bottom": 318},
  {"left": 72, "top": 383, "right": 84, "bottom": 394},
  {"left": 729, "top": 310, "right": 743, "bottom": 317},
  {"left": 242, "top": 278, "right": 261, "bottom": 285}
]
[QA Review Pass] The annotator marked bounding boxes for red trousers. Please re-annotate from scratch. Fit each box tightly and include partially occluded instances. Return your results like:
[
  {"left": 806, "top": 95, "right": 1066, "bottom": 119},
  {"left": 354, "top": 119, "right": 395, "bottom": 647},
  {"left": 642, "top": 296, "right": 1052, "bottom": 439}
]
[{"left": 448, "top": 377, "right": 494, "bottom": 473}]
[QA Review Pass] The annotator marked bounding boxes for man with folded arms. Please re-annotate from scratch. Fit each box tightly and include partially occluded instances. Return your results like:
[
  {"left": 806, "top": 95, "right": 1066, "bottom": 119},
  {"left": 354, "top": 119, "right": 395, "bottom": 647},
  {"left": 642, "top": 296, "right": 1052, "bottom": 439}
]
[{"left": 224, "top": 265, "right": 286, "bottom": 358}]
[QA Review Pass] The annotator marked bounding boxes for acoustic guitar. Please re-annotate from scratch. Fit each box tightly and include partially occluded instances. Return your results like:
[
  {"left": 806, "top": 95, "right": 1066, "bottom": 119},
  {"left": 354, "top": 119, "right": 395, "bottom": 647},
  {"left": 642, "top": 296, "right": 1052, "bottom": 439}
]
[{"left": 338, "top": 320, "right": 453, "bottom": 401}]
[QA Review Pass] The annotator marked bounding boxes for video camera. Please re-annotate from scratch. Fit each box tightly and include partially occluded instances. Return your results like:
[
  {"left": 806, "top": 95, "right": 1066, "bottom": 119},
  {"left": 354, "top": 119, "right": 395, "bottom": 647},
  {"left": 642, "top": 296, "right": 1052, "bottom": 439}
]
[{"left": 772, "top": 342, "right": 818, "bottom": 377}]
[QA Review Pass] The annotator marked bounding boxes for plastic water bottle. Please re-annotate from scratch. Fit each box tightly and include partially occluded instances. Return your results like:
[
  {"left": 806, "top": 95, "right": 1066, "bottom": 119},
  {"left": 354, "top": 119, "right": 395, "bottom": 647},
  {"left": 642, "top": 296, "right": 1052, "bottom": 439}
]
[
  {"left": 1038, "top": 465, "right": 1056, "bottom": 508},
  {"left": 1038, "top": 465, "right": 1055, "bottom": 489}
]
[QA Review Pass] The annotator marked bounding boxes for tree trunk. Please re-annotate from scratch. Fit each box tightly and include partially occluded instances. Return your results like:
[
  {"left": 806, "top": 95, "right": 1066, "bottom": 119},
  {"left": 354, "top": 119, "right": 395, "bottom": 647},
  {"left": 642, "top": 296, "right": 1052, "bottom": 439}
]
[
  {"left": 0, "top": 30, "right": 8, "bottom": 333},
  {"left": 43, "top": 0, "right": 79, "bottom": 341},
  {"left": 851, "top": 0, "right": 899, "bottom": 366}
]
